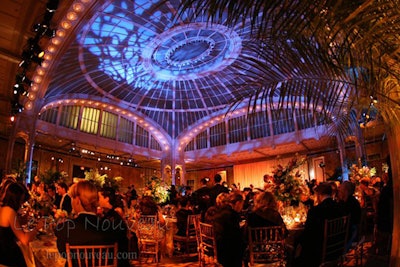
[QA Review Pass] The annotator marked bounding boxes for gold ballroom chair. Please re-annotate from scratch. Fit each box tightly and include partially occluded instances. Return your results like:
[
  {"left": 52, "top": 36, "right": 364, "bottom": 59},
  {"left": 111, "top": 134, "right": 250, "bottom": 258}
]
[
  {"left": 173, "top": 214, "right": 201, "bottom": 256},
  {"left": 136, "top": 215, "right": 163, "bottom": 263},
  {"left": 247, "top": 225, "right": 286, "bottom": 266},
  {"left": 65, "top": 243, "right": 118, "bottom": 267},
  {"left": 320, "top": 215, "right": 350, "bottom": 267},
  {"left": 198, "top": 221, "right": 221, "bottom": 267}
]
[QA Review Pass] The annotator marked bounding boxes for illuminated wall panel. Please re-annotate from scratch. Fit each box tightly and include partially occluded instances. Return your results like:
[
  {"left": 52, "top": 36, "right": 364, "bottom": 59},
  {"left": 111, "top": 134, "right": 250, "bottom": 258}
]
[{"left": 80, "top": 107, "right": 100, "bottom": 134}]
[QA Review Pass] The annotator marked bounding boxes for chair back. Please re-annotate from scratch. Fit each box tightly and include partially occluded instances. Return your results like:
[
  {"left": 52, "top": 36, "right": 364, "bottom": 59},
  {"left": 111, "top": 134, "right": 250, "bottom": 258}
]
[
  {"left": 65, "top": 243, "right": 118, "bottom": 267},
  {"left": 136, "top": 214, "right": 162, "bottom": 262},
  {"left": 173, "top": 214, "right": 201, "bottom": 256},
  {"left": 198, "top": 222, "right": 220, "bottom": 266},
  {"left": 247, "top": 225, "right": 286, "bottom": 266},
  {"left": 321, "top": 215, "right": 350, "bottom": 266},
  {"left": 136, "top": 215, "right": 159, "bottom": 240},
  {"left": 186, "top": 214, "right": 201, "bottom": 238}
]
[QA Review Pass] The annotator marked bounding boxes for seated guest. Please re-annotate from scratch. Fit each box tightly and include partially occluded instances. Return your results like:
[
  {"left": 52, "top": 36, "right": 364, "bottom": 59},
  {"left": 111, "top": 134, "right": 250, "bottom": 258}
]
[
  {"left": 99, "top": 187, "right": 133, "bottom": 266},
  {"left": 175, "top": 196, "right": 194, "bottom": 236},
  {"left": 54, "top": 182, "right": 72, "bottom": 215},
  {"left": 135, "top": 196, "right": 166, "bottom": 241},
  {"left": 46, "top": 184, "right": 57, "bottom": 204},
  {"left": 211, "top": 192, "right": 246, "bottom": 267},
  {"left": 55, "top": 181, "right": 117, "bottom": 266},
  {"left": 337, "top": 181, "right": 361, "bottom": 250},
  {"left": 242, "top": 187, "right": 255, "bottom": 213},
  {"left": 204, "top": 192, "right": 230, "bottom": 223},
  {"left": 295, "top": 182, "right": 345, "bottom": 267},
  {"left": 0, "top": 179, "right": 45, "bottom": 267},
  {"left": 247, "top": 191, "right": 287, "bottom": 231},
  {"left": 246, "top": 191, "right": 288, "bottom": 266}
]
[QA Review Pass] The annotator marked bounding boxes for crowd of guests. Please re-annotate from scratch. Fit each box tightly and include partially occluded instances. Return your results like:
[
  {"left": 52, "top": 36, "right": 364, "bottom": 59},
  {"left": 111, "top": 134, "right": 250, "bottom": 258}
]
[
  {"left": 172, "top": 169, "right": 393, "bottom": 267},
  {"left": 0, "top": 164, "right": 394, "bottom": 267}
]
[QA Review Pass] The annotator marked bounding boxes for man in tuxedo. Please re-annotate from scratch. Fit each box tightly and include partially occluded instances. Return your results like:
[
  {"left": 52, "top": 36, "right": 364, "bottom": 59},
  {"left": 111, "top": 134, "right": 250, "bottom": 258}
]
[
  {"left": 295, "top": 182, "right": 345, "bottom": 267},
  {"left": 192, "top": 178, "right": 212, "bottom": 216},
  {"left": 55, "top": 182, "right": 72, "bottom": 215},
  {"left": 210, "top": 174, "right": 229, "bottom": 205}
]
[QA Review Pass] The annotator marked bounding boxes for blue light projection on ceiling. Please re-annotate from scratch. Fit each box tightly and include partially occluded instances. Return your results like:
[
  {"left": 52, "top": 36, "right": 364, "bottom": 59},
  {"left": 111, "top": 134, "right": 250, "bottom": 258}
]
[{"left": 79, "top": 0, "right": 242, "bottom": 87}]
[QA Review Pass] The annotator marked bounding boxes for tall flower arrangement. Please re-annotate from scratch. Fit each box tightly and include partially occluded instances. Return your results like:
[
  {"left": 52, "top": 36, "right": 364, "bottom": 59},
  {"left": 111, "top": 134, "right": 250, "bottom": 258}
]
[
  {"left": 272, "top": 156, "right": 309, "bottom": 205},
  {"left": 144, "top": 176, "right": 169, "bottom": 204},
  {"left": 349, "top": 164, "right": 376, "bottom": 185}
]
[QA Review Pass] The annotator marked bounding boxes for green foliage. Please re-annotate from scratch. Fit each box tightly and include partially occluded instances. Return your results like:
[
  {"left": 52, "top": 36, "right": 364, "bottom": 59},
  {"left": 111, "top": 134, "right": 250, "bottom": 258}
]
[
  {"left": 84, "top": 168, "right": 123, "bottom": 191},
  {"left": 11, "top": 161, "right": 27, "bottom": 183},
  {"left": 39, "top": 169, "right": 67, "bottom": 185}
]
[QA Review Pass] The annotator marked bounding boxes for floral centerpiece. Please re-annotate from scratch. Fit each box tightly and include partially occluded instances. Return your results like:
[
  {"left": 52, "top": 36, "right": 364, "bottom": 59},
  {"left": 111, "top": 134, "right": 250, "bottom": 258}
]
[
  {"left": 349, "top": 164, "right": 376, "bottom": 185},
  {"left": 143, "top": 176, "right": 169, "bottom": 204},
  {"left": 84, "top": 168, "right": 123, "bottom": 191},
  {"left": 271, "top": 156, "right": 309, "bottom": 228},
  {"left": 272, "top": 156, "right": 309, "bottom": 205}
]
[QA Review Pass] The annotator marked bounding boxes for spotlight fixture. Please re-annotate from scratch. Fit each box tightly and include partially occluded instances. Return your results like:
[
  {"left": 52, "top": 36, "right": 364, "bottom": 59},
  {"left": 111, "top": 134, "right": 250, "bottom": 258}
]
[
  {"left": 33, "top": 23, "right": 57, "bottom": 38},
  {"left": 15, "top": 73, "right": 33, "bottom": 86},
  {"left": 10, "top": 0, "right": 60, "bottom": 117},
  {"left": 11, "top": 101, "right": 24, "bottom": 114}
]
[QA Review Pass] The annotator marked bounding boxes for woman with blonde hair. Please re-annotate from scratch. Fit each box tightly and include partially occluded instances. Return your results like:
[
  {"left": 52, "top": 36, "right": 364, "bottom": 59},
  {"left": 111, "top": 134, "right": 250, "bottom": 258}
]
[
  {"left": 247, "top": 191, "right": 287, "bottom": 229},
  {"left": 55, "top": 180, "right": 117, "bottom": 264}
]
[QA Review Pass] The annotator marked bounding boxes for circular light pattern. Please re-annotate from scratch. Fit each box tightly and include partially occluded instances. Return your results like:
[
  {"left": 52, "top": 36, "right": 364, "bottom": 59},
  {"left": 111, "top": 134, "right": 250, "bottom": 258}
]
[
  {"left": 47, "top": 0, "right": 264, "bottom": 137},
  {"left": 142, "top": 23, "right": 241, "bottom": 81}
]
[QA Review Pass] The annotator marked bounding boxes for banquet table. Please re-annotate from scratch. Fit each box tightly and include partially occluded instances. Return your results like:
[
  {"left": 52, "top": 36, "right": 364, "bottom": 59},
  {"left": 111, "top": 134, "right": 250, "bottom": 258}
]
[{"left": 29, "top": 234, "right": 65, "bottom": 267}]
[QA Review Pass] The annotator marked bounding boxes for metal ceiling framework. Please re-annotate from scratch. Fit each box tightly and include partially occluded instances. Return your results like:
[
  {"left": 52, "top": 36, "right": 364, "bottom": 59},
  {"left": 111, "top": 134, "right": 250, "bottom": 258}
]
[{"left": 7, "top": 0, "right": 385, "bottom": 170}]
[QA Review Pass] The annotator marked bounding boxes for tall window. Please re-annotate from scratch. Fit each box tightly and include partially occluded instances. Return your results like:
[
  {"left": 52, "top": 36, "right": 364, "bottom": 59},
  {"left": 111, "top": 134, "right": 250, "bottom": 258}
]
[
  {"left": 80, "top": 107, "right": 100, "bottom": 134},
  {"left": 228, "top": 116, "right": 247, "bottom": 143},
  {"left": 59, "top": 105, "right": 80, "bottom": 129},
  {"left": 135, "top": 125, "right": 149, "bottom": 148},
  {"left": 196, "top": 130, "right": 208, "bottom": 149},
  {"left": 271, "top": 109, "right": 295, "bottom": 135},
  {"left": 210, "top": 122, "right": 226, "bottom": 147},
  {"left": 150, "top": 136, "right": 162, "bottom": 151},
  {"left": 100, "top": 111, "right": 117, "bottom": 139},
  {"left": 185, "top": 139, "right": 195, "bottom": 151},
  {"left": 118, "top": 117, "right": 134, "bottom": 144},
  {"left": 295, "top": 109, "right": 314, "bottom": 130},
  {"left": 249, "top": 111, "right": 270, "bottom": 139},
  {"left": 39, "top": 106, "right": 59, "bottom": 124}
]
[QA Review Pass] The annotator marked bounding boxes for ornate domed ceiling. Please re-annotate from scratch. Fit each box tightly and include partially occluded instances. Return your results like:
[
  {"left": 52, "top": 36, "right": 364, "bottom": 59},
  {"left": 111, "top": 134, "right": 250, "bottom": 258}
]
[
  {"left": 2, "top": 0, "right": 389, "bottom": 169},
  {"left": 43, "top": 0, "right": 262, "bottom": 138}
]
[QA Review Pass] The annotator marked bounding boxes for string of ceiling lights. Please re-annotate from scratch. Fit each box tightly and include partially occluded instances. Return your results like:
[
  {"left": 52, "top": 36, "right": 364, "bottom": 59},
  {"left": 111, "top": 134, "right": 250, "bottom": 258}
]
[
  {"left": 11, "top": 0, "right": 59, "bottom": 121},
  {"left": 67, "top": 143, "right": 139, "bottom": 168}
]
